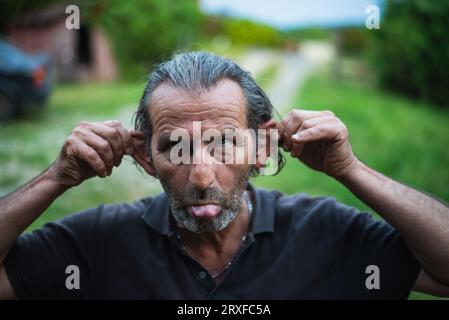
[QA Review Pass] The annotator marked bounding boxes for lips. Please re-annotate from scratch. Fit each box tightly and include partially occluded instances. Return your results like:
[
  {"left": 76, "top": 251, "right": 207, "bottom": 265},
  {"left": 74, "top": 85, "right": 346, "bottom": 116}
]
[{"left": 187, "top": 204, "right": 221, "bottom": 219}]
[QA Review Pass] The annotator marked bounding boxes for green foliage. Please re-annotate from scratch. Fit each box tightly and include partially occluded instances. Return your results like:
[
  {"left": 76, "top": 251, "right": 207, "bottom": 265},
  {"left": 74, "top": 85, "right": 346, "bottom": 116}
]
[
  {"left": 256, "top": 72, "right": 449, "bottom": 212},
  {"left": 371, "top": 0, "right": 449, "bottom": 107},
  {"left": 337, "top": 27, "right": 372, "bottom": 55},
  {"left": 281, "top": 27, "right": 331, "bottom": 42},
  {"left": 203, "top": 15, "right": 282, "bottom": 48},
  {"left": 85, "top": 0, "right": 203, "bottom": 78},
  {"left": 222, "top": 18, "right": 281, "bottom": 47}
]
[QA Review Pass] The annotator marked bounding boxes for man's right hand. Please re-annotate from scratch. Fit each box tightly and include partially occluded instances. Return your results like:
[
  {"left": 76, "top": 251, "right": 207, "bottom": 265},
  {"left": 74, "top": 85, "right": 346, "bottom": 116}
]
[
  {"left": 0, "top": 120, "right": 149, "bottom": 299},
  {"left": 48, "top": 120, "right": 144, "bottom": 188}
]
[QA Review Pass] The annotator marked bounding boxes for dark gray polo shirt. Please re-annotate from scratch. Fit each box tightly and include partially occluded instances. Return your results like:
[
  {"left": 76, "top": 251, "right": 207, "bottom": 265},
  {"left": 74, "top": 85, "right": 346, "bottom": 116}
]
[{"left": 4, "top": 184, "right": 420, "bottom": 299}]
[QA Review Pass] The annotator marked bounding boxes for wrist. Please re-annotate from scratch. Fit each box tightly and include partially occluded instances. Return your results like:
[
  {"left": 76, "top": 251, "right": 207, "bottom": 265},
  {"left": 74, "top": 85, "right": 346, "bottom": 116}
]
[
  {"left": 333, "top": 157, "right": 363, "bottom": 184},
  {"left": 42, "top": 164, "right": 72, "bottom": 194}
]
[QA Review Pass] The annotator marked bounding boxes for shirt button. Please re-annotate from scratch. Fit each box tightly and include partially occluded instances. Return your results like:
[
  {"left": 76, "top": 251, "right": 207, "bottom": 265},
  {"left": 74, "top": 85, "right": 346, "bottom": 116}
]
[{"left": 198, "top": 271, "right": 207, "bottom": 280}]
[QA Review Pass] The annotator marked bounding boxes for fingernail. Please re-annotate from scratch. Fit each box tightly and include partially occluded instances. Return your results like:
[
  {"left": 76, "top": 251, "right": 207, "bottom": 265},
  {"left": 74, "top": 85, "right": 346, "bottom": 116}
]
[{"left": 292, "top": 133, "right": 302, "bottom": 140}]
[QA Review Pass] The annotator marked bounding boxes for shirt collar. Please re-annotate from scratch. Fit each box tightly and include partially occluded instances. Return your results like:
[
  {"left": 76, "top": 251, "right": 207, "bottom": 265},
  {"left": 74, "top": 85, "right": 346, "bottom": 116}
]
[{"left": 141, "top": 183, "right": 275, "bottom": 236}]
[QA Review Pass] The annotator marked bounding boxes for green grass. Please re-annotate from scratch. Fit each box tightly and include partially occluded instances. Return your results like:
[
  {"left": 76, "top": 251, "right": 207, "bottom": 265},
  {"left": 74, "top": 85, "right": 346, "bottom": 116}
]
[
  {"left": 0, "top": 81, "right": 163, "bottom": 230},
  {"left": 252, "top": 71, "right": 449, "bottom": 300},
  {"left": 255, "top": 61, "right": 280, "bottom": 90},
  {"left": 254, "top": 72, "right": 449, "bottom": 211}
]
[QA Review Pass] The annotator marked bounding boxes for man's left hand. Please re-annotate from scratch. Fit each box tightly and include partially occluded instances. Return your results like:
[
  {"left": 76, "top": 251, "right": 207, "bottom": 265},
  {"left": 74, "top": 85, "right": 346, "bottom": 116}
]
[{"left": 277, "top": 109, "right": 359, "bottom": 178}]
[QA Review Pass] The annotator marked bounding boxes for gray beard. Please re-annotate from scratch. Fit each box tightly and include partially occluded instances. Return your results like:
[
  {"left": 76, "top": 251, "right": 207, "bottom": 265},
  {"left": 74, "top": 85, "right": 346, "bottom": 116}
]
[
  {"left": 160, "top": 171, "right": 250, "bottom": 234},
  {"left": 170, "top": 204, "right": 240, "bottom": 233}
]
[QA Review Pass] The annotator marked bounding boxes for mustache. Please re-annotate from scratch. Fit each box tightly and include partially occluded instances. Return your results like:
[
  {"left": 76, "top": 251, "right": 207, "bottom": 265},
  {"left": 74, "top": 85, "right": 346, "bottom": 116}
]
[{"left": 170, "top": 185, "right": 232, "bottom": 209}]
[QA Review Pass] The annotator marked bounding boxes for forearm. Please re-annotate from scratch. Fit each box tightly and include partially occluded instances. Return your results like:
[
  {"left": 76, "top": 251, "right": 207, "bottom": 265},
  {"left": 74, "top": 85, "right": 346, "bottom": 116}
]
[
  {"left": 337, "top": 160, "right": 449, "bottom": 284},
  {"left": 0, "top": 165, "right": 68, "bottom": 262}
]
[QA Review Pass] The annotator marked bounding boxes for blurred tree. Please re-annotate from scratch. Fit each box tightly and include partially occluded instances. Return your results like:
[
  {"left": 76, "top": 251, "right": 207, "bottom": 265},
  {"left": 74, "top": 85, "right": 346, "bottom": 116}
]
[
  {"left": 281, "top": 27, "right": 331, "bottom": 42},
  {"left": 0, "top": 0, "right": 63, "bottom": 32},
  {"left": 85, "top": 0, "right": 203, "bottom": 78},
  {"left": 371, "top": 0, "right": 449, "bottom": 107},
  {"left": 222, "top": 18, "right": 281, "bottom": 47},
  {"left": 203, "top": 15, "right": 281, "bottom": 48},
  {"left": 337, "top": 27, "right": 371, "bottom": 56}
]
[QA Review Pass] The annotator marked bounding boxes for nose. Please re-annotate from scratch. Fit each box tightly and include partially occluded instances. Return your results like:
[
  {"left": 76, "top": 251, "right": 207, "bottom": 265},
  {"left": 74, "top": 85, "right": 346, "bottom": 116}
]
[
  {"left": 188, "top": 139, "right": 217, "bottom": 191},
  {"left": 188, "top": 163, "right": 215, "bottom": 191}
]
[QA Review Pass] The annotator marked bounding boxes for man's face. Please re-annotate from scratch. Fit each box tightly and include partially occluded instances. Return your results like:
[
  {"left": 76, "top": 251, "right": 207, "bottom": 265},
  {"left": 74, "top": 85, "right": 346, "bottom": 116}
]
[{"left": 149, "top": 79, "right": 253, "bottom": 233}]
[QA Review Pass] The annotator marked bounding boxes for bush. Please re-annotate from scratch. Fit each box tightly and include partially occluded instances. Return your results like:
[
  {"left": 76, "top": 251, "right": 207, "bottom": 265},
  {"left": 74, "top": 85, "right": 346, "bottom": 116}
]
[
  {"left": 371, "top": 0, "right": 449, "bottom": 107},
  {"left": 86, "top": 0, "right": 203, "bottom": 78},
  {"left": 204, "top": 16, "right": 281, "bottom": 48},
  {"left": 281, "top": 27, "right": 331, "bottom": 42},
  {"left": 223, "top": 18, "right": 281, "bottom": 47},
  {"left": 337, "top": 27, "right": 371, "bottom": 56}
]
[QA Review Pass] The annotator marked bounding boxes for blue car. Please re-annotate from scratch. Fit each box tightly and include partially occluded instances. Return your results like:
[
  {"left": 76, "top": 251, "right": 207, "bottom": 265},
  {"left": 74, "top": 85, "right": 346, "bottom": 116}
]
[{"left": 0, "top": 38, "right": 52, "bottom": 120}]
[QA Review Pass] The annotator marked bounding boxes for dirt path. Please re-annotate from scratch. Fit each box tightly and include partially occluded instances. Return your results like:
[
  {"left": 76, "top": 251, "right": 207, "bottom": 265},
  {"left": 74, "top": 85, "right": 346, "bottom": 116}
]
[
  {"left": 265, "top": 52, "right": 315, "bottom": 114},
  {"left": 236, "top": 48, "right": 317, "bottom": 115}
]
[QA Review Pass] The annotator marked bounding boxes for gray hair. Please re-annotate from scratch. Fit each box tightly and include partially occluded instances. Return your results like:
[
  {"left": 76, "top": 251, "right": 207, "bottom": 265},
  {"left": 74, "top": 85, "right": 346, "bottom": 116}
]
[{"left": 134, "top": 51, "right": 285, "bottom": 176}]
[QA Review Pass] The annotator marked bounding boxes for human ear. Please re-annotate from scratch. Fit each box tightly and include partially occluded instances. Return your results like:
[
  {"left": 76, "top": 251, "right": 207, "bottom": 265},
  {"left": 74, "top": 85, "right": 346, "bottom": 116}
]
[
  {"left": 130, "top": 131, "right": 157, "bottom": 177},
  {"left": 254, "top": 119, "right": 279, "bottom": 171}
]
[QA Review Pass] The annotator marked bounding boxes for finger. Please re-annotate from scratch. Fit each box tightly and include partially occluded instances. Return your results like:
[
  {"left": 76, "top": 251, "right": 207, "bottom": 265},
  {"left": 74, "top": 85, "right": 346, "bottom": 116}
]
[
  {"left": 103, "top": 121, "right": 134, "bottom": 156},
  {"left": 273, "top": 121, "right": 290, "bottom": 152},
  {"left": 289, "top": 118, "right": 333, "bottom": 158},
  {"left": 130, "top": 131, "right": 145, "bottom": 149},
  {"left": 130, "top": 130, "right": 145, "bottom": 139},
  {"left": 89, "top": 124, "right": 124, "bottom": 166},
  {"left": 283, "top": 112, "right": 332, "bottom": 138},
  {"left": 291, "top": 124, "right": 341, "bottom": 143},
  {"left": 291, "top": 116, "right": 337, "bottom": 142},
  {"left": 72, "top": 126, "right": 116, "bottom": 173},
  {"left": 281, "top": 110, "right": 326, "bottom": 150},
  {"left": 131, "top": 135, "right": 145, "bottom": 148},
  {"left": 283, "top": 110, "right": 334, "bottom": 133},
  {"left": 73, "top": 142, "right": 108, "bottom": 177},
  {"left": 291, "top": 142, "right": 305, "bottom": 158},
  {"left": 114, "top": 124, "right": 134, "bottom": 156},
  {"left": 280, "top": 117, "right": 294, "bottom": 151},
  {"left": 274, "top": 121, "right": 284, "bottom": 139},
  {"left": 78, "top": 130, "right": 115, "bottom": 175},
  {"left": 289, "top": 109, "right": 328, "bottom": 119}
]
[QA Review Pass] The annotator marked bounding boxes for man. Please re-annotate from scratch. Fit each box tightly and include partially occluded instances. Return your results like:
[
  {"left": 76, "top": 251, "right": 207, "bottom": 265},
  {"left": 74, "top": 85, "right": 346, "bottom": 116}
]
[{"left": 0, "top": 51, "right": 448, "bottom": 299}]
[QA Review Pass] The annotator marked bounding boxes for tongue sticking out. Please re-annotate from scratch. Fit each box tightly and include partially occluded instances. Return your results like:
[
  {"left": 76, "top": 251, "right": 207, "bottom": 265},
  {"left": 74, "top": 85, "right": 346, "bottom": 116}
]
[{"left": 188, "top": 204, "right": 221, "bottom": 219}]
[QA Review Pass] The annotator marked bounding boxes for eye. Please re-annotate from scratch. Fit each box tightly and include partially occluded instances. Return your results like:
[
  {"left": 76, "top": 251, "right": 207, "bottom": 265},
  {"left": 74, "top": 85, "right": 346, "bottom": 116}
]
[
  {"left": 221, "top": 135, "right": 235, "bottom": 147},
  {"left": 168, "top": 141, "right": 179, "bottom": 149},
  {"left": 158, "top": 140, "right": 179, "bottom": 152}
]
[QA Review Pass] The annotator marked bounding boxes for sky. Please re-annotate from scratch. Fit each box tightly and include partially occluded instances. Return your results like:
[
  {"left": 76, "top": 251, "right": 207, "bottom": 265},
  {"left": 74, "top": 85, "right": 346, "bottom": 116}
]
[{"left": 200, "top": 0, "right": 383, "bottom": 29}]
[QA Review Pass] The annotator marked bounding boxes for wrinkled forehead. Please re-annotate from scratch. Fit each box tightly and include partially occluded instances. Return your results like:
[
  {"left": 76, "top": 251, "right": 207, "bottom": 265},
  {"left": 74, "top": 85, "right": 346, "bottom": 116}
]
[{"left": 149, "top": 79, "right": 248, "bottom": 134}]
